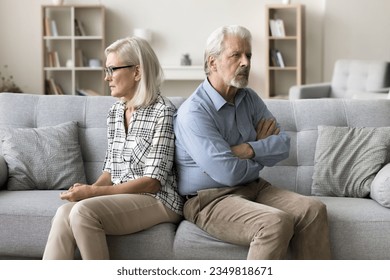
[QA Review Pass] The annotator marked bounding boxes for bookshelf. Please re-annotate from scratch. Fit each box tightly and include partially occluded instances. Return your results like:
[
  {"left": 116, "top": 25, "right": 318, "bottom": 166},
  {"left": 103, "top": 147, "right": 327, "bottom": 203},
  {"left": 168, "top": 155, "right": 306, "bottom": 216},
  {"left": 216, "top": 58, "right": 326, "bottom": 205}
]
[
  {"left": 42, "top": 5, "right": 106, "bottom": 95},
  {"left": 265, "top": 4, "right": 304, "bottom": 99}
]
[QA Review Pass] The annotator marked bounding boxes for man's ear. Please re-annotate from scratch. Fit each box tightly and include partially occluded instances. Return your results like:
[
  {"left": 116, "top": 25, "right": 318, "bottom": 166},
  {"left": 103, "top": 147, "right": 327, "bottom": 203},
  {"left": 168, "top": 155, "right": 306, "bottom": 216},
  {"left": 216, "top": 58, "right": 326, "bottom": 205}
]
[{"left": 208, "top": 56, "right": 217, "bottom": 72}]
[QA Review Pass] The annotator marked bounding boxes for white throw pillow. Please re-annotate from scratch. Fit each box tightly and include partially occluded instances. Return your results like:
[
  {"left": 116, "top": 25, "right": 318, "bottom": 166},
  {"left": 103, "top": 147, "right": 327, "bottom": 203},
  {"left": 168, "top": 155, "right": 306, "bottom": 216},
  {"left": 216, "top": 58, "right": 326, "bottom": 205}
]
[{"left": 371, "top": 163, "right": 390, "bottom": 208}]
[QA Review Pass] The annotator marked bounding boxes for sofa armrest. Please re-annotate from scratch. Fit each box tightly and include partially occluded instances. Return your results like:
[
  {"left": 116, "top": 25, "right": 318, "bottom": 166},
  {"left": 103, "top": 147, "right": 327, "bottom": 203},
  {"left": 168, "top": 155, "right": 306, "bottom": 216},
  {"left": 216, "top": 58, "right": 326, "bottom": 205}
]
[
  {"left": 0, "top": 155, "right": 7, "bottom": 189},
  {"left": 351, "top": 91, "right": 390, "bottom": 99},
  {"left": 289, "top": 83, "right": 331, "bottom": 100},
  {"left": 368, "top": 87, "right": 390, "bottom": 93}
]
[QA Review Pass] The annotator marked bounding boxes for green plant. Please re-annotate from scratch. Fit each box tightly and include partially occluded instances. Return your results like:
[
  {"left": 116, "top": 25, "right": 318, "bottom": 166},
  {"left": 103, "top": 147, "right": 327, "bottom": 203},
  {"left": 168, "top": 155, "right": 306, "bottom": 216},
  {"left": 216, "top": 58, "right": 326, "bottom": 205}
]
[{"left": 0, "top": 65, "right": 22, "bottom": 93}]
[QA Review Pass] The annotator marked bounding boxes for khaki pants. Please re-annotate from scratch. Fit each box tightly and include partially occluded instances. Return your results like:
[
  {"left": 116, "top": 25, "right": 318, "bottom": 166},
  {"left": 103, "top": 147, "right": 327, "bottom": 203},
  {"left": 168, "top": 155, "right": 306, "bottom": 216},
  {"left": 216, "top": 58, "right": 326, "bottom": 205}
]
[
  {"left": 184, "top": 178, "right": 331, "bottom": 260},
  {"left": 43, "top": 194, "right": 181, "bottom": 260}
]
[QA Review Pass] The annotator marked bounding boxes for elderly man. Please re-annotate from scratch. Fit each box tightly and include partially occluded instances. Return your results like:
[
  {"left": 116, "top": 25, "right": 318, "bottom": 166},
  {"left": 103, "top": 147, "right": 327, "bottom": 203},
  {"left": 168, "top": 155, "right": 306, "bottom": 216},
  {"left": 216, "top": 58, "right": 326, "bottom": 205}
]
[{"left": 174, "top": 25, "right": 331, "bottom": 260}]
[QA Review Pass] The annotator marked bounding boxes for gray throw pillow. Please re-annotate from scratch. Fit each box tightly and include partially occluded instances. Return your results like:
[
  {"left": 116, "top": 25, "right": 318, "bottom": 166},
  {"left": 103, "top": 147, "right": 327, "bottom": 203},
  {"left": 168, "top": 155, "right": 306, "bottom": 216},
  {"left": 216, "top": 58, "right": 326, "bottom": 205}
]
[
  {"left": 312, "top": 126, "right": 390, "bottom": 197},
  {"left": 371, "top": 163, "right": 390, "bottom": 208},
  {"left": 0, "top": 121, "right": 86, "bottom": 190}
]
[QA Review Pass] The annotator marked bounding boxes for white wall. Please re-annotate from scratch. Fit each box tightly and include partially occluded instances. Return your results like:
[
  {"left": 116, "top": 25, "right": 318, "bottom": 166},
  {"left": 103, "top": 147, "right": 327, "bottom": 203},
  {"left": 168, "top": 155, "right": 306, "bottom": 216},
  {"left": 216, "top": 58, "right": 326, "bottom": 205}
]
[
  {"left": 0, "top": 0, "right": 326, "bottom": 97},
  {"left": 323, "top": 0, "right": 390, "bottom": 81}
]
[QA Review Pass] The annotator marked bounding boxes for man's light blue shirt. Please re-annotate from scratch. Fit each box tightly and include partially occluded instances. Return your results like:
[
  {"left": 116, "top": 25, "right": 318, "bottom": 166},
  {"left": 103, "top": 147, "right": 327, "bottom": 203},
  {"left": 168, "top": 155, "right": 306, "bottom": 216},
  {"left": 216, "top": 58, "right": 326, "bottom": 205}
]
[{"left": 174, "top": 79, "right": 290, "bottom": 196}]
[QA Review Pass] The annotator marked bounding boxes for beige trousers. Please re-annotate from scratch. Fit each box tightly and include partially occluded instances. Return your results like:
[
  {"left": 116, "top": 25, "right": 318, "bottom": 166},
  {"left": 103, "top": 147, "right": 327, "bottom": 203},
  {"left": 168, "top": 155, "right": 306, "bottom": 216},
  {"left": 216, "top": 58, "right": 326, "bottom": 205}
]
[
  {"left": 184, "top": 178, "right": 332, "bottom": 260},
  {"left": 43, "top": 194, "right": 181, "bottom": 260}
]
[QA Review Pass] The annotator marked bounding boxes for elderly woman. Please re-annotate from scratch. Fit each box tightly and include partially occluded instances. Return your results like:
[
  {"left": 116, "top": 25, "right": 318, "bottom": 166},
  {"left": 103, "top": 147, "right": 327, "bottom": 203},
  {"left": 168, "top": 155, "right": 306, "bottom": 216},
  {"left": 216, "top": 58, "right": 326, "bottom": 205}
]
[{"left": 43, "top": 37, "right": 183, "bottom": 260}]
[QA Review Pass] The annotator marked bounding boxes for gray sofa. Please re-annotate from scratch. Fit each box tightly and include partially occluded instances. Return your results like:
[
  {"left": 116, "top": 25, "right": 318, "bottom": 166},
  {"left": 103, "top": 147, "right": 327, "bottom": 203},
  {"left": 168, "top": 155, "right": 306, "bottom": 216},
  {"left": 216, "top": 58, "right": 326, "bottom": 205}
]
[{"left": 1, "top": 92, "right": 390, "bottom": 260}]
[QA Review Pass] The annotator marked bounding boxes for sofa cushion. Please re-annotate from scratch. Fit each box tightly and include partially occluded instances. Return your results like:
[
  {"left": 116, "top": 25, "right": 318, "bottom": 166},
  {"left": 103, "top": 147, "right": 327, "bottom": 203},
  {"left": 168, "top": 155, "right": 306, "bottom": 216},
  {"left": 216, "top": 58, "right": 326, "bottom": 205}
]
[
  {"left": 0, "top": 121, "right": 86, "bottom": 190},
  {"left": 371, "top": 163, "right": 390, "bottom": 208},
  {"left": 174, "top": 220, "right": 248, "bottom": 259},
  {"left": 0, "top": 190, "right": 66, "bottom": 258},
  {"left": 312, "top": 126, "right": 390, "bottom": 197},
  {"left": 317, "top": 196, "right": 390, "bottom": 259}
]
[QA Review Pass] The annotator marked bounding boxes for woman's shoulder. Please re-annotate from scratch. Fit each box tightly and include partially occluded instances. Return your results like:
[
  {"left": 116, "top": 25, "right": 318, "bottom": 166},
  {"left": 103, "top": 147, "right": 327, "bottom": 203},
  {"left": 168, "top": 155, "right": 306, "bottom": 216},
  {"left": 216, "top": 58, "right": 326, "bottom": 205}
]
[{"left": 150, "top": 94, "right": 176, "bottom": 113}]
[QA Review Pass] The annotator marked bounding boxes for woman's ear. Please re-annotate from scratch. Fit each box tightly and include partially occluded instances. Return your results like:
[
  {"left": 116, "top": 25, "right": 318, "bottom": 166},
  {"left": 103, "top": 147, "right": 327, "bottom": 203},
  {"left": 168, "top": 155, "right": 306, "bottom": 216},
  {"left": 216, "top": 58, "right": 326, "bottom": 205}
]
[{"left": 134, "top": 65, "right": 141, "bottom": 81}]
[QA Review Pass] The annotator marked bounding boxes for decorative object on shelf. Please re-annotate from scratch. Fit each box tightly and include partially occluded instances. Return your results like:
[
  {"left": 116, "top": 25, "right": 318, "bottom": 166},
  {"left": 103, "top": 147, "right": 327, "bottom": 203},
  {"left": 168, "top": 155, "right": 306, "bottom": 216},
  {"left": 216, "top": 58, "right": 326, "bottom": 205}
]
[
  {"left": 0, "top": 65, "right": 22, "bottom": 93},
  {"left": 282, "top": 0, "right": 290, "bottom": 4},
  {"left": 180, "top": 54, "right": 192, "bottom": 66},
  {"left": 66, "top": 59, "right": 73, "bottom": 68},
  {"left": 88, "top": 59, "right": 101, "bottom": 68},
  {"left": 133, "top": 28, "right": 152, "bottom": 43},
  {"left": 52, "top": 0, "right": 64, "bottom": 5}
]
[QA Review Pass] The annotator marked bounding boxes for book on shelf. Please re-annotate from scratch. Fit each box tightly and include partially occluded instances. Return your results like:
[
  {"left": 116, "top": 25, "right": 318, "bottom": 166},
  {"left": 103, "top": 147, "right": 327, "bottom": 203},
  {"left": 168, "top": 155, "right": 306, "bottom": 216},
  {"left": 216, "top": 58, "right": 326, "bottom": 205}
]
[
  {"left": 269, "top": 19, "right": 285, "bottom": 37},
  {"left": 44, "top": 17, "right": 59, "bottom": 36},
  {"left": 45, "top": 78, "right": 64, "bottom": 95},
  {"left": 46, "top": 50, "right": 61, "bottom": 67},
  {"left": 74, "top": 19, "right": 86, "bottom": 36},
  {"left": 44, "top": 17, "right": 51, "bottom": 36},
  {"left": 275, "top": 19, "right": 286, "bottom": 37},
  {"left": 51, "top": 20, "right": 58, "bottom": 36},
  {"left": 270, "top": 49, "right": 285, "bottom": 68},
  {"left": 276, "top": 50, "right": 285, "bottom": 67},
  {"left": 75, "top": 49, "right": 86, "bottom": 67}
]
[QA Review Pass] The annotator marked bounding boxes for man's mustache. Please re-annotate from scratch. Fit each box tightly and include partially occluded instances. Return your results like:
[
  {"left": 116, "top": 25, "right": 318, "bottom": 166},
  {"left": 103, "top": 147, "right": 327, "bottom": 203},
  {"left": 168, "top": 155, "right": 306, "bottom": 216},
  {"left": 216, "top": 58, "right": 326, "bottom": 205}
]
[{"left": 236, "top": 67, "right": 249, "bottom": 76}]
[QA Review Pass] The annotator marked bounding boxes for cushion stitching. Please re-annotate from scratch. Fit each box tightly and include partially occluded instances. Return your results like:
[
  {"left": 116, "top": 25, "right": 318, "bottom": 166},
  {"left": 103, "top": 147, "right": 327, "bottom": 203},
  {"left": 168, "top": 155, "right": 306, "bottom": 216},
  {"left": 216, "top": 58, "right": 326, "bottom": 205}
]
[
  {"left": 34, "top": 95, "right": 39, "bottom": 128},
  {"left": 342, "top": 99, "right": 350, "bottom": 127},
  {"left": 291, "top": 101, "right": 299, "bottom": 193}
]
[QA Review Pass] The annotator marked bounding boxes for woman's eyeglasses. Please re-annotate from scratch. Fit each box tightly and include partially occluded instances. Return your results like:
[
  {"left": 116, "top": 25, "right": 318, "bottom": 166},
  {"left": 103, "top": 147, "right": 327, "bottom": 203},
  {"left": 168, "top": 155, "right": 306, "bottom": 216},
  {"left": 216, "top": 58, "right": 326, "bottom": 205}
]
[{"left": 104, "top": 65, "right": 135, "bottom": 77}]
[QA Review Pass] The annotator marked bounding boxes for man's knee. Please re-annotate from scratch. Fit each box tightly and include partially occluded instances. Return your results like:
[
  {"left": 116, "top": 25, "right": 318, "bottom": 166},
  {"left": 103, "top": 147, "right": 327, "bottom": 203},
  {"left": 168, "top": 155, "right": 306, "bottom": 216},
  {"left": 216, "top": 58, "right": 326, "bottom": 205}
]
[
  {"left": 299, "top": 197, "right": 328, "bottom": 227},
  {"left": 255, "top": 211, "right": 294, "bottom": 241}
]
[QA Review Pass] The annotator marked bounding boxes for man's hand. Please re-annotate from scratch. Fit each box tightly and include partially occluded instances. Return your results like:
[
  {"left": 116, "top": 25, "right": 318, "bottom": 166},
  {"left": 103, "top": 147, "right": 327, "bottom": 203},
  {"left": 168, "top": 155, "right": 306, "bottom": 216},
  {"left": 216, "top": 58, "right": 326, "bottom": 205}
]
[
  {"left": 231, "top": 143, "right": 254, "bottom": 159},
  {"left": 60, "top": 183, "right": 95, "bottom": 202},
  {"left": 256, "top": 118, "right": 280, "bottom": 140}
]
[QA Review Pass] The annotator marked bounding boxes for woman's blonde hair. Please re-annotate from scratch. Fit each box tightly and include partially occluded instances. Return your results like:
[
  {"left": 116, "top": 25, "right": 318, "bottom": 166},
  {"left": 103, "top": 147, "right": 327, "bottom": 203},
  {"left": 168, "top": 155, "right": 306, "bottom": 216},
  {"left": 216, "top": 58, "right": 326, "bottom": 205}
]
[{"left": 105, "top": 37, "right": 164, "bottom": 108}]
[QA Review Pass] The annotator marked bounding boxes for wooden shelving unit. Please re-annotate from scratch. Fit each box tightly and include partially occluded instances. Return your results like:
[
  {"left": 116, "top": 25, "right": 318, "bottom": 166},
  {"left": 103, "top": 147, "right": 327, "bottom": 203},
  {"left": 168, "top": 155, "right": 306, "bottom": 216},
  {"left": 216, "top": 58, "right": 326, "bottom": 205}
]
[
  {"left": 265, "top": 4, "right": 304, "bottom": 99},
  {"left": 42, "top": 5, "right": 106, "bottom": 95}
]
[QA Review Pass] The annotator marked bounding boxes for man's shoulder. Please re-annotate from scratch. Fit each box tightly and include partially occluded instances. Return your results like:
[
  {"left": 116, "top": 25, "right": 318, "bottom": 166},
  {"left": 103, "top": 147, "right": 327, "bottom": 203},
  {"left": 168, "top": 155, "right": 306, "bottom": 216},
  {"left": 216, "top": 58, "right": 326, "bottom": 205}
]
[{"left": 179, "top": 87, "right": 211, "bottom": 113}]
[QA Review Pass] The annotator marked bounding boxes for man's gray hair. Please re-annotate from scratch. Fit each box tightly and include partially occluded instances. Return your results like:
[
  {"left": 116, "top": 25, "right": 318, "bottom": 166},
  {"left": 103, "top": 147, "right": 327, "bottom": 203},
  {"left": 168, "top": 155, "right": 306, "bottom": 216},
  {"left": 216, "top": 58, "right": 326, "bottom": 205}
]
[{"left": 204, "top": 25, "right": 252, "bottom": 76}]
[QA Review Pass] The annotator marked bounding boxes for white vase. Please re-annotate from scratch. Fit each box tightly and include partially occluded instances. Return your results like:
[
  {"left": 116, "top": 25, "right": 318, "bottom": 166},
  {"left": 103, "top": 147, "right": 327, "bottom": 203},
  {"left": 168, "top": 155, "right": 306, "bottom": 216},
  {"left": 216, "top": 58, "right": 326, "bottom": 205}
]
[
  {"left": 282, "top": 0, "right": 290, "bottom": 4},
  {"left": 52, "top": 0, "right": 64, "bottom": 5}
]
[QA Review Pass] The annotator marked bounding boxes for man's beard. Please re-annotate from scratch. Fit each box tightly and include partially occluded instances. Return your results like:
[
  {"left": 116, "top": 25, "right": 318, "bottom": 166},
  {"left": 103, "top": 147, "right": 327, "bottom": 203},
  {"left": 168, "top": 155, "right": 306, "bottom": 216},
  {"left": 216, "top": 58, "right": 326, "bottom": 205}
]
[{"left": 229, "top": 67, "right": 249, "bottom": 88}]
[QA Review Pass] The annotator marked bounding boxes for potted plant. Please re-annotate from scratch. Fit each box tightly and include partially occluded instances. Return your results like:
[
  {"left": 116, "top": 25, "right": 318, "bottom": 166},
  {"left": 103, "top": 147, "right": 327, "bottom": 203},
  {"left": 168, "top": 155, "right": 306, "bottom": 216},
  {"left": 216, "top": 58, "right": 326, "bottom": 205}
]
[{"left": 0, "top": 65, "right": 22, "bottom": 93}]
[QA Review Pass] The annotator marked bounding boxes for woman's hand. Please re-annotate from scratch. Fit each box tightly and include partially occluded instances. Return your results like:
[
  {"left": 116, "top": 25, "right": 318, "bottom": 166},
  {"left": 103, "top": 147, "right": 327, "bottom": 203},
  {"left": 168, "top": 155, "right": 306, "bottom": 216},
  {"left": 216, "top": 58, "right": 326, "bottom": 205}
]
[{"left": 60, "top": 183, "right": 95, "bottom": 202}]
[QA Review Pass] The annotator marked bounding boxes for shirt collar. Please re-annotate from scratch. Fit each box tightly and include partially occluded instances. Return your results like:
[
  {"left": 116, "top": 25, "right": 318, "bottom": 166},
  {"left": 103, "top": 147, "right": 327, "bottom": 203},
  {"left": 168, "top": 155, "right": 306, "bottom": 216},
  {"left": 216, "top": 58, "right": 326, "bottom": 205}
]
[{"left": 202, "top": 78, "right": 246, "bottom": 111}]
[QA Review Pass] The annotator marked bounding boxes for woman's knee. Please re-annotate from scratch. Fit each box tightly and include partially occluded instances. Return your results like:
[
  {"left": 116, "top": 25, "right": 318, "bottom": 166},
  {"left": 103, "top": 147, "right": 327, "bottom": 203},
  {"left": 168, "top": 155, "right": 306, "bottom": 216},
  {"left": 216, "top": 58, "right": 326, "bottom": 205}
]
[
  {"left": 52, "top": 202, "right": 75, "bottom": 223},
  {"left": 68, "top": 200, "right": 100, "bottom": 228}
]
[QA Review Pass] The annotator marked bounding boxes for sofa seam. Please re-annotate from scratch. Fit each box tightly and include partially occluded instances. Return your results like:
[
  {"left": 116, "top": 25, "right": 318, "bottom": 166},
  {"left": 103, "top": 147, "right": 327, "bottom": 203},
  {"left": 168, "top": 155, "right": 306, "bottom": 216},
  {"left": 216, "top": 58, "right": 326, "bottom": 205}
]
[
  {"left": 290, "top": 100, "right": 299, "bottom": 193},
  {"left": 34, "top": 95, "right": 40, "bottom": 128},
  {"left": 342, "top": 99, "right": 350, "bottom": 126}
]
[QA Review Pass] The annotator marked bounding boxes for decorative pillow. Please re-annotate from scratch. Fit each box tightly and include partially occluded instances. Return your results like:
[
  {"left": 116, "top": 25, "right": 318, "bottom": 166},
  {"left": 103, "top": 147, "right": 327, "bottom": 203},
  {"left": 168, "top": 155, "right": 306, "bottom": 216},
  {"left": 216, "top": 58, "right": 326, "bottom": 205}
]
[
  {"left": 371, "top": 163, "right": 390, "bottom": 208},
  {"left": 0, "top": 121, "right": 86, "bottom": 190},
  {"left": 312, "top": 126, "right": 390, "bottom": 197}
]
